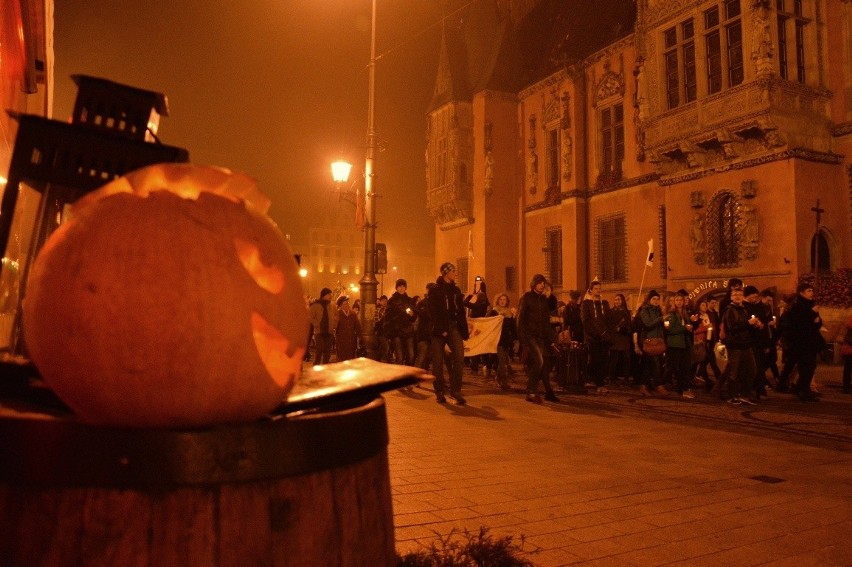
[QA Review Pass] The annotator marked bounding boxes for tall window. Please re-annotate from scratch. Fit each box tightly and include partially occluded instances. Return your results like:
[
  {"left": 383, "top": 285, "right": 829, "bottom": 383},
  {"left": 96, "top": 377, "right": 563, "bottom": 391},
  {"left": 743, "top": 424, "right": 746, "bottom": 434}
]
[
  {"left": 545, "top": 127, "right": 560, "bottom": 188},
  {"left": 777, "top": 0, "right": 809, "bottom": 83},
  {"left": 600, "top": 103, "right": 624, "bottom": 174},
  {"left": 544, "top": 226, "right": 563, "bottom": 288},
  {"left": 435, "top": 136, "right": 448, "bottom": 186},
  {"left": 596, "top": 213, "right": 627, "bottom": 283},
  {"left": 704, "top": 1, "right": 743, "bottom": 95},
  {"left": 708, "top": 192, "right": 740, "bottom": 268},
  {"left": 663, "top": 19, "right": 696, "bottom": 109}
]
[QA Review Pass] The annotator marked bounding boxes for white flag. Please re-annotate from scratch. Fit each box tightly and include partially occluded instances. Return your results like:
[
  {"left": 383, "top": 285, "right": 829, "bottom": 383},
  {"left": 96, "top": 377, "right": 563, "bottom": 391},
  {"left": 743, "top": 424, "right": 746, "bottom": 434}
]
[
  {"left": 463, "top": 316, "right": 502, "bottom": 356},
  {"left": 645, "top": 239, "right": 654, "bottom": 267}
]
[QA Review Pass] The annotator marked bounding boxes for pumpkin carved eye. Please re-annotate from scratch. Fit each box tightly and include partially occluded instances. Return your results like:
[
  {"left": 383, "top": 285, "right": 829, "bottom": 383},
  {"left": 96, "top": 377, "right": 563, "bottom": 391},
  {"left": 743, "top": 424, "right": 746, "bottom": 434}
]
[{"left": 234, "top": 238, "right": 285, "bottom": 294}]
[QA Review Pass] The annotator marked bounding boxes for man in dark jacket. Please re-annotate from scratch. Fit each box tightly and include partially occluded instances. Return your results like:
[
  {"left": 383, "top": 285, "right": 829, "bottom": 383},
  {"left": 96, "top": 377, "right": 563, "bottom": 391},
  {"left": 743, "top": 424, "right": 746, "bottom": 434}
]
[
  {"left": 427, "top": 263, "right": 470, "bottom": 405},
  {"left": 722, "top": 286, "right": 762, "bottom": 405},
  {"left": 385, "top": 278, "right": 416, "bottom": 365},
  {"left": 580, "top": 280, "right": 612, "bottom": 393},
  {"left": 782, "top": 283, "right": 824, "bottom": 401},
  {"left": 517, "top": 274, "right": 560, "bottom": 404}
]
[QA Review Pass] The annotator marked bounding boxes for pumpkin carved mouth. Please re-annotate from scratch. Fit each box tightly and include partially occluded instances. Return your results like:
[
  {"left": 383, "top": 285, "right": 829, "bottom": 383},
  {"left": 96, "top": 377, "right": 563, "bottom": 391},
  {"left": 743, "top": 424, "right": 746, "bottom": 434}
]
[{"left": 251, "top": 311, "right": 304, "bottom": 388}]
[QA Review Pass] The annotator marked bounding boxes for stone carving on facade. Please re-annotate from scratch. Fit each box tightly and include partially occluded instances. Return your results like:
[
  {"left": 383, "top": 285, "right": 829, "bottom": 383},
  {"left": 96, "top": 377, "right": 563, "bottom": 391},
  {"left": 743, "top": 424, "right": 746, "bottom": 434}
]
[
  {"left": 741, "top": 179, "right": 757, "bottom": 198},
  {"left": 527, "top": 150, "right": 538, "bottom": 194},
  {"left": 483, "top": 120, "right": 494, "bottom": 197},
  {"left": 595, "top": 62, "right": 625, "bottom": 103},
  {"left": 542, "top": 93, "right": 560, "bottom": 125},
  {"left": 644, "top": 0, "right": 693, "bottom": 25},
  {"left": 716, "top": 127, "right": 739, "bottom": 159},
  {"left": 561, "top": 134, "right": 573, "bottom": 181},
  {"left": 528, "top": 114, "right": 538, "bottom": 194},
  {"left": 690, "top": 190, "right": 705, "bottom": 209},
  {"left": 484, "top": 150, "right": 494, "bottom": 196},
  {"left": 633, "top": 58, "right": 648, "bottom": 161},
  {"left": 560, "top": 91, "right": 571, "bottom": 130},
  {"left": 757, "top": 117, "right": 785, "bottom": 148},
  {"left": 738, "top": 203, "right": 760, "bottom": 260},
  {"left": 751, "top": 0, "right": 774, "bottom": 77},
  {"left": 560, "top": 92, "right": 573, "bottom": 180},
  {"left": 691, "top": 211, "right": 706, "bottom": 265}
]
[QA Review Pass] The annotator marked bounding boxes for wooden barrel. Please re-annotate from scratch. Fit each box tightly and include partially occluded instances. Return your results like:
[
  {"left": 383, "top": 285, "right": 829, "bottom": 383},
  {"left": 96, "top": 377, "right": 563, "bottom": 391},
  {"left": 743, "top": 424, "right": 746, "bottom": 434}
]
[{"left": 0, "top": 396, "right": 395, "bottom": 567}]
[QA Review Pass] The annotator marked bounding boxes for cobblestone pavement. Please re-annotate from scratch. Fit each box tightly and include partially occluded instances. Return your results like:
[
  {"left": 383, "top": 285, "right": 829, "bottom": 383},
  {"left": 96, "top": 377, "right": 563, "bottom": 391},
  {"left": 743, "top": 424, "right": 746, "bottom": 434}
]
[{"left": 387, "top": 364, "right": 852, "bottom": 566}]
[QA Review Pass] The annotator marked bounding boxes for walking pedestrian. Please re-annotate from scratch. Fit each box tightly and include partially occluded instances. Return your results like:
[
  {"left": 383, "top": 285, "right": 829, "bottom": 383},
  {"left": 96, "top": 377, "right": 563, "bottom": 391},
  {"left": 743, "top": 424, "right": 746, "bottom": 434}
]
[
  {"left": 517, "top": 274, "right": 560, "bottom": 404},
  {"left": 427, "top": 263, "right": 469, "bottom": 405}
]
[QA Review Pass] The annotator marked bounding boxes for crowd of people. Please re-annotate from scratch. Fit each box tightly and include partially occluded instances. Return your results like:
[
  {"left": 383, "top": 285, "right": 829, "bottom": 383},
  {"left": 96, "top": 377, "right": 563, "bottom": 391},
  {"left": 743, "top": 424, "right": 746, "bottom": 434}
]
[{"left": 302, "top": 267, "right": 850, "bottom": 407}]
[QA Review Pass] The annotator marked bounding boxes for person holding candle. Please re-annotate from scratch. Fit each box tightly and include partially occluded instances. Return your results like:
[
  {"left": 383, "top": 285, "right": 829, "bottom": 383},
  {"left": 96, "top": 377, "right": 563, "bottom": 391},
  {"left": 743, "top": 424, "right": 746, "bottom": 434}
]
[
  {"left": 664, "top": 291, "right": 695, "bottom": 399},
  {"left": 636, "top": 290, "right": 669, "bottom": 397},
  {"left": 721, "top": 286, "right": 761, "bottom": 405},
  {"left": 690, "top": 299, "right": 712, "bottom": 387}
]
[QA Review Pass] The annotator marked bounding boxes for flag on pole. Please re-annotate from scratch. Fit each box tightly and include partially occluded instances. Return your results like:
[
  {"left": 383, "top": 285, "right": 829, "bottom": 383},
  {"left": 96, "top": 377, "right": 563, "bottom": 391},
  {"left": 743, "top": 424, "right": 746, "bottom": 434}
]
[
  {"left": 463, "top": 316, "right": 502, "bottom": 356},
  {"left": 645, "top": 238, "right": 654, "bottom": 267},
  {"left": 467, "top": 230, "right": 474, "bottom": 261}
]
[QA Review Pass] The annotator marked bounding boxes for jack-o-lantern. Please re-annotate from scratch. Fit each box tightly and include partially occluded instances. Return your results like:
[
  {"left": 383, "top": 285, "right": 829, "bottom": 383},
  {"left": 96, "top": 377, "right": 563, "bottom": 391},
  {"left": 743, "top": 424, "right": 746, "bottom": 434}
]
[{"left": 23, "top": 164, "right": 308, "bottom": 427}]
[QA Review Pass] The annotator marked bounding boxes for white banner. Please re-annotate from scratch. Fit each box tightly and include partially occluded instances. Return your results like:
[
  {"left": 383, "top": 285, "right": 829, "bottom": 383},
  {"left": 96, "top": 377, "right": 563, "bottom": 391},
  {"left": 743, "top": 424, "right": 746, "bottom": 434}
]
[{"left": 463, "top": 316, "right": 502, "bottom": 356}]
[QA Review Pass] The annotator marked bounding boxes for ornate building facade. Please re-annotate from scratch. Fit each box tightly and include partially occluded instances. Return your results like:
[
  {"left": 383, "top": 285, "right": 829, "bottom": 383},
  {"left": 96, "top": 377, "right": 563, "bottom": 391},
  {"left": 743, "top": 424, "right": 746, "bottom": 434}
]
[{"left": 426, "top": 0, "right": 851, "bottom": 306}]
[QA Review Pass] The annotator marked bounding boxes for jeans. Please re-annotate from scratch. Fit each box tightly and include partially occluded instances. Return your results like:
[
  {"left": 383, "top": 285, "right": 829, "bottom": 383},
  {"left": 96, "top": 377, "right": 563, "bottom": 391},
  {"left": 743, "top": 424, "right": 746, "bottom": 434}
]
[
  {"left": 414, "top": 339, "right": 431, "bottom": 370},
  {"left": 725, "top": 347, "right": 756, "bottom": 400},
  {"left": 430, "top": 327, "right": 465, "bottom": 395},
  {"left": 524, "top": 338, "right": 556, "bottom": 395},
  {"left": 392, "top": 335, "right": 415, "bottom": 366},
  {"left": 314, "top": 333, "right": 333, "bottom": 365}
]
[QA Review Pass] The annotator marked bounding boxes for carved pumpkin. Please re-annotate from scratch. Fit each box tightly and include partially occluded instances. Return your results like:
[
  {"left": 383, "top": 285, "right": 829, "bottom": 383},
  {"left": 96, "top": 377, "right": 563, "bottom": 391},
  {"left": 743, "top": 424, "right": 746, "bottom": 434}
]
[{"left": 23, "top": 164, "right": 308, "bottom": 427}]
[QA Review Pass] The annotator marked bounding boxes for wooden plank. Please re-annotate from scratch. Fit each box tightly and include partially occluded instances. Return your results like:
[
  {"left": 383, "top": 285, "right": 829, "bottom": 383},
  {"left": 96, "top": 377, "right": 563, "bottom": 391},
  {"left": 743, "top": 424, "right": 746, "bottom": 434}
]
[
  {"left": 79, "top": 488, "right": 151, "bottom": 567},
  {"left": 149, "top": 486, "right": 217, "bottom": 567}
]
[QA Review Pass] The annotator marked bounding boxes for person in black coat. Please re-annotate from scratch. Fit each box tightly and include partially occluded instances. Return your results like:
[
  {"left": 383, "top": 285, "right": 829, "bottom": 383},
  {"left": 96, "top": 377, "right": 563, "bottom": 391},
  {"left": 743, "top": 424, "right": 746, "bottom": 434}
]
[
  {"left": 780, "top": 283, "right": 824, "bottom": 401},
  {"left": 427, "top": 263, "right": 470, "bottom": 405},
  {"left": 517, "top": 274, "right": 560, "bottom": 404}
]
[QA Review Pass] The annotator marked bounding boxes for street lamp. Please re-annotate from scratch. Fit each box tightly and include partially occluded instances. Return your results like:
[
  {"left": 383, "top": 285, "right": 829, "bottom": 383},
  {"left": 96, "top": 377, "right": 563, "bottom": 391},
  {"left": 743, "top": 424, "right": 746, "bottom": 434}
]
[{"left": 327, "top": 0, "right": 380, "bottom": 359}]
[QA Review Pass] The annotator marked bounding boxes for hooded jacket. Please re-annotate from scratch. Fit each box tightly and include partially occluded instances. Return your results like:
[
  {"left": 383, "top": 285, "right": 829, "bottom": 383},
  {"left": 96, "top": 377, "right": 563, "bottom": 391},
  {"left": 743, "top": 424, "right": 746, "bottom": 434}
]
[{"left": 427, "top": 276, "right": 469, "bottom": 340}]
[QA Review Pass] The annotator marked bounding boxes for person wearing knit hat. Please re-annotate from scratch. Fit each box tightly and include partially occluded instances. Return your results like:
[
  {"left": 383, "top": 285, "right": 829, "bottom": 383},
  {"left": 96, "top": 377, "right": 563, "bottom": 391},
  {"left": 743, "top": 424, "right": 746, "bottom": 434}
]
[
  {"left": 517, "top": 273, "right": 560, "bottom": 403},
  {"left": 581, "top": 279, "right": 612, "bottom": 394},
  {"left": 334, "top": 295, "right": 361, "bottom": 362},
  {"left": 385, "top": 277, "right": 417, "bottom": 366},
  {"left": 743, "top": 284, "right": 771, "bottom": 400},
  {"left": 427, "top": 261, "right": 469, "bottom": 405},
  {"left": 308, "top": 287, "right": 337, "bottom": 365},
  {"left": 636, "top": 289, "right": 669, "bottom": 397}
]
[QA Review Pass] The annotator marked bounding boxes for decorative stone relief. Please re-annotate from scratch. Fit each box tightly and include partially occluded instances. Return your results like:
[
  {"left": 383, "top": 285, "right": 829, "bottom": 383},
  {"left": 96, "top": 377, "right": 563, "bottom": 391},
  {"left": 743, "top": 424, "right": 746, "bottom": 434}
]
[
  {"left": 484, "top": 120, "right": 493, "bottom": 152},
  {"left": 484, "top": 150, "right": 494, "bottom": 197},
  {"left": 738, "top": 203, "right": 759, "bottom": 260},
  {"left": 691, "top": 211, "right": 706, "bottom": 265},
  {"left": 751, "top": 0, "right": 774, "bottom": 77},
  {"left": 633, "top": 58, "right": 647, "bottom": 161},
  {"left": 644, "top": 0, "right": 692, "bottom": 25},
  {"left": 595, "top": 62, "right": 625, "bottom": 103},
  {"left": 528, "top": 115, "right": 538, "bottom": 194},
  {"left": 741, "top": 179, "right": 757, "bottom": 198},
  {"left": 690, "top": 190, "right": 705, "bottom": 209},
  {"left": 560, "top": 92, "right": 573, "bottom": 180}
]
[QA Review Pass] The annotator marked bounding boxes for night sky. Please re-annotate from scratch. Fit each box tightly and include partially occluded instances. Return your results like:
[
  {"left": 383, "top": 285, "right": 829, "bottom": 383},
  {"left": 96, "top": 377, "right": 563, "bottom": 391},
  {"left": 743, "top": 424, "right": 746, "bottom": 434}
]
[{"left": 52, "top": 0, "right": 462, "bottom": 256}]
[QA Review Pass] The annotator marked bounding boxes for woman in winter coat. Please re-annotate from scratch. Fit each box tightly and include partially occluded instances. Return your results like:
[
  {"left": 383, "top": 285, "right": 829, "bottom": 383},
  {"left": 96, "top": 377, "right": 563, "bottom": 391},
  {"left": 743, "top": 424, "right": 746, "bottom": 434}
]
[
  {"left": 334, "top": 295, "right": 361, "bottom": 362},
  {"left": 608, "top": 293, "right": 632, "bottom": 382},
  {"left": 664, "top": 292, "right": 695, "bottom": 399},
  {"left": 636, "top": 290, "right": 669, "bottom": 397},
  {"left": 490, "top": 293, "right": 517, "bottom": 390}
]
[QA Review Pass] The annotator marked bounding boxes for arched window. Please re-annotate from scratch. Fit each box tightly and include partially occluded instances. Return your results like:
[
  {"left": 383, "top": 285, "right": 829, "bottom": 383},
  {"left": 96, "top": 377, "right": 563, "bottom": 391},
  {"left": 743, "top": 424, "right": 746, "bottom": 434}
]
[
  {"left": 708, "top": 191, "right": 739, "bottom": 268},
  {"left": 810, "top": 230, "right": 830, "bottom": 273}
]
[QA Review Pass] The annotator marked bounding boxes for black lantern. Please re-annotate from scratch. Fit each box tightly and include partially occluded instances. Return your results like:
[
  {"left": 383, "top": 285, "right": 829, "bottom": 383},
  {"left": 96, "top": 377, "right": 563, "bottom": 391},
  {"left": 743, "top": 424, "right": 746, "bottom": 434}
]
[{"left": 0, "top": 76, "right": 189, "bottom": 356}]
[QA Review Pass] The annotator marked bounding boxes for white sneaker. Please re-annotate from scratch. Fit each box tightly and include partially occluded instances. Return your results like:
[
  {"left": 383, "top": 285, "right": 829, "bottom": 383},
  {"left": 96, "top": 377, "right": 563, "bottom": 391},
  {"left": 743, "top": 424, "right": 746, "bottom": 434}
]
[{"left": 682, "top": 390, "right": 695, "bottom": 399}]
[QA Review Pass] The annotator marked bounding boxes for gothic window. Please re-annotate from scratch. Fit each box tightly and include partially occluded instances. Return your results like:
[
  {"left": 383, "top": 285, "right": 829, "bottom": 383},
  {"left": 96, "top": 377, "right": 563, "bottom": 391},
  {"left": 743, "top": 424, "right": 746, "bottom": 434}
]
[
  {"left": 595, "top": 213, "right": 627, "bottom": 283},
  {"left": 708, "top": 192, "right": 740, "bottom": 268},
  {"left": 776, "top": 0, "right": 810, "bottom": 83},
  {"left": 810, "top": 230, "right": 830, "bottom": 273},
  {"left": 664, "top": 18, "right": 697, "bottom": 109},
  {"left": 545, "top": 127, "right": 560, "bottom": 188},
  {"left": 544, "top": 226, "right": 563, "bottom": 288},
  {"left": 600, "top": 103, "right": 624, "bottom": 175},
  {"left": 704, "top": 1, "right": 743, "bottom": 95}
]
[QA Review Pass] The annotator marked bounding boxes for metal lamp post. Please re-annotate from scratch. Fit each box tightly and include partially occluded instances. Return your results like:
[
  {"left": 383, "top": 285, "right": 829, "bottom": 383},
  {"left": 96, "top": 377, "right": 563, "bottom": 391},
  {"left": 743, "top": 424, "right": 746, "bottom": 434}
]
[{"left": 327, "top": 0, "right": 380, "bottom": 359}]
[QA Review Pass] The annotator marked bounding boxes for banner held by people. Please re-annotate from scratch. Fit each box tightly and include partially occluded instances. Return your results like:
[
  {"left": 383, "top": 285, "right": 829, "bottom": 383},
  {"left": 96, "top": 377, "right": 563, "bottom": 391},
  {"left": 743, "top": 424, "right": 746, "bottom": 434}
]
[{"left": 463, "top": 315, "right": 501, "bottom": 357}]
